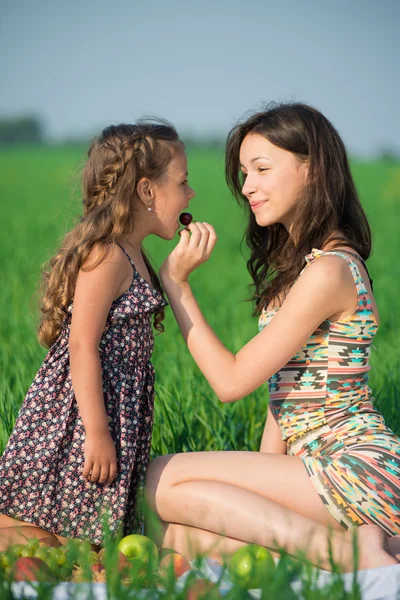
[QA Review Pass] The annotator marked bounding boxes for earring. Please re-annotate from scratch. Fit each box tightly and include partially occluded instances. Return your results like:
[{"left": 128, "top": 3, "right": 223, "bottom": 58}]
[{"left": 147, "top": 207, "right": 152, "bottom": 212}]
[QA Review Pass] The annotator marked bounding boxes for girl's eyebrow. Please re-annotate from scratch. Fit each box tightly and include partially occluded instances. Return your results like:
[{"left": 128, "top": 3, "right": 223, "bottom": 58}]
[{"left": 240, "top": 157, "right": 272, "bottom": 168}]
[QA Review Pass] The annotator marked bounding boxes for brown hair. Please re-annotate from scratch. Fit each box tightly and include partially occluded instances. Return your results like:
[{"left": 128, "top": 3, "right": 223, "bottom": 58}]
[
  {"left": 38, "top": 120, "right": 182, "bottom": 348},
  {"left": 225, "top": 102, "right": 372, "bottom": 315}
]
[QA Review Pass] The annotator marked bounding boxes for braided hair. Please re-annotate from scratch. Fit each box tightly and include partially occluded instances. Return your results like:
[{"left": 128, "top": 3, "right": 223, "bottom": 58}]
[{"left": 38, "top": 120, "right": 182, "bottom": 348}]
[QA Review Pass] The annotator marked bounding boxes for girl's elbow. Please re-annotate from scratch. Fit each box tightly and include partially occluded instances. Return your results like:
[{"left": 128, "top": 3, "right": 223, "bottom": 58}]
[
  {"left": 215, "top": 386, "right": 240, "bottom": 404},
  {"left": 68, "top": 338, "right": 99, "bottom": 355}
]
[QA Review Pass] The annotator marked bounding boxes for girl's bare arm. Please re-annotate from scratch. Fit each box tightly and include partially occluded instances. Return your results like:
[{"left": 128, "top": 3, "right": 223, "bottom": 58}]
[
  {"left": 69, "top": 243, "right": 131, "bottom": 435},
  {"left": 161, "top": 223, "right": 358, "bottom": 404}
]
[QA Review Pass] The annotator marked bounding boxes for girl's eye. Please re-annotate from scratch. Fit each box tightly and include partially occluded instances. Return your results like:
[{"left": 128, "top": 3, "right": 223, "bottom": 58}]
[
  {"left": 258, "top": 168, "right": 269, "bottom": 173},
  {"left": 182, "top": 180, "right": 188, "bottom": 185}
]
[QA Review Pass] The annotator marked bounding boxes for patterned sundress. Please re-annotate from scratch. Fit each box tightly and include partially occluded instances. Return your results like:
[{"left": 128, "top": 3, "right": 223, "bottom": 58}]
[
  {"left": 258, "top": 248, "right": 400, "bottom": 536},
  {"left": 0, "top": 242, "right": 167, "bottom": 545}
]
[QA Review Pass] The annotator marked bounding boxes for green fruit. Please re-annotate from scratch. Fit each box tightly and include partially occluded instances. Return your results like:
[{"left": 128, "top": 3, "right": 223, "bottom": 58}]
[
  {"left": 26, "top": 537, "right": 40, "bottom": 551},
  {"left": 53, "top": 548, "right": 67, "bottom": 566},
  {"left": 10, "top": 543, "right": 25, "bottom": 558},
  {"left": 21, "top": 546, "right": 36, "bottom": 558},
  {"left": 228, "top": 544, "right": 276, "bottom": 589},
  {"left": 0, "top": 552, "right": 13, "bottom": 568},
  {"left": 118, "top": 534, "right": 158, "bottom": 568},
  {"left": 34, "top": 547, "right": 51, "bottom": 563}
]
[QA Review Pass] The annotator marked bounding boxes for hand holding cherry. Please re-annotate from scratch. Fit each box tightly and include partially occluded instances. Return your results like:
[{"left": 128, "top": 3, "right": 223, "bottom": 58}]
[{"left": 161, "top": 216, "right": 217, "bottom": 284}]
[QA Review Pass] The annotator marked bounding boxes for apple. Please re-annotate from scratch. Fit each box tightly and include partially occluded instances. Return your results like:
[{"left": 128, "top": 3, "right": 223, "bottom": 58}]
[
  {"left": 118, "top": 534, "right": 158, "bottom": 568},
  {"left": 97, "top": 548, "right": 131, "bottom": 574},
  {"left": 228, "top": 544, "right": 276, "bottom": 589},
  {"left": 158, "top": 547, "right": 177, "bottom": 562},
  {"left": 11, "top": 557, "right": 54, "bottom": 582},
  {"left": 159, "top": 551, "right": 191, "bottom": 578}
]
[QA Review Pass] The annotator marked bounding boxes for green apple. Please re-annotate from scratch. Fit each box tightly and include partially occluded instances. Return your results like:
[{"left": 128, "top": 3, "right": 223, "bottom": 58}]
[
  {"left": 228, "top": 544, "right": 276, "bottom": 589},
  {"left": 118, "top": 534, "right": 158, "bottom": 568}
]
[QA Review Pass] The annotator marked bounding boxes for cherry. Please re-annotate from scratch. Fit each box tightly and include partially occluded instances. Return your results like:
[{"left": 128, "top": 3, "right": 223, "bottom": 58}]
[{"left": 179, "top": 212, "right": 193, "bottom": 226}]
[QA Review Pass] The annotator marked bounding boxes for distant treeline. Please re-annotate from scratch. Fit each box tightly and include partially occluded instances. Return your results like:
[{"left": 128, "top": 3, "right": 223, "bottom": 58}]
[
  {"left": 0, "top": 115, "right": 45, "bottom": 146},
  {"left": 0, "top": 114, "right": 399, "bottom": 160}
]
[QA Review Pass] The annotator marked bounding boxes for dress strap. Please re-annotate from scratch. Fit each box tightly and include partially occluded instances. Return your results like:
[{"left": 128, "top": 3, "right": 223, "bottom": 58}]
[
  {"left": 115, "top": 240, "right": 137, "bottom": 272},
  {"left": 302, "top": 248, "right": 373, "bottom": 312}
]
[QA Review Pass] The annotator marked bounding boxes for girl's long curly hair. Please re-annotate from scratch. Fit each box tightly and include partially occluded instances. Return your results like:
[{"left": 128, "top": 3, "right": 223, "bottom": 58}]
[
  {"left": 225, "top": 102, "right": 372, "bottom": 315},
  {"left": 38, "top": 120, "right": 182, "bottom": 348}
]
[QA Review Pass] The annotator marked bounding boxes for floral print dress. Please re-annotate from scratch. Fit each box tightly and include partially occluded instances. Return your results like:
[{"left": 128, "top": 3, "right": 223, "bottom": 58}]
[{"left": 0, "top": 242, "right": 167, "bottom": 545}]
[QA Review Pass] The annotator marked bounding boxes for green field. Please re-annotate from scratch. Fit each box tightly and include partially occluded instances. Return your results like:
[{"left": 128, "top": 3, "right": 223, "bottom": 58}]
[{"left": 1, "top": 145, "right": 400, "bottom": 461}]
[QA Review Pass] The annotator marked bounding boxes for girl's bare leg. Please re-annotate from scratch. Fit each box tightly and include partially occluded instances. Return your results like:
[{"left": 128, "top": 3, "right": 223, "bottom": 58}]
[
  {"left": 157, "top": 521, "right": 280, "bottom": 563},
  {"left": 0, "top": 513, "right": 100, "bottom": 552},
  {"left": 0, "top": 526, "right": 61, "bottom": 552},
  {"left": 145, "top": 451, "right": 397, "bottom": 572}
]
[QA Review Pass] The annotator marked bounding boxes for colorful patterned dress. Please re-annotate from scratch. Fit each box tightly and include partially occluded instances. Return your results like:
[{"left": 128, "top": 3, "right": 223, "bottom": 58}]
[
  {"left": 258, "top": 248, "right": 400, "bottom": 536},
  {"left": 0, "top": 242, "right": 167, "bottom": 545}
]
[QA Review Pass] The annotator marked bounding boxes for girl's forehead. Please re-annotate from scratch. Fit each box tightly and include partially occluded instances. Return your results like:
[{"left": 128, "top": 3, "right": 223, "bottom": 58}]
[
  {"left": 239, "top": 134, "right": 290, "bottom": 165},
  {"left": 168, "top": 150, "right": 188, "bottom": 173}
]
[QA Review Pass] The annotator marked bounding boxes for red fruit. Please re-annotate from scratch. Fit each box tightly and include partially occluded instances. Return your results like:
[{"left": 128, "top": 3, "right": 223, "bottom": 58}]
[
  {"left": 97, "top": 548, "right": 106, "bottom": 564},
  {"left": 12, "top": 557, "right": 53, "bottom": 582},
  {"left": 158, "top": 547, "right": 176, "bottom": 561},
  {"left": 118, "top": 551, "right": 131, "bottom": 573},
  {"left": 159, "top": 551, "right": 191, "bottom": 578},
  {"left": 91, "top": 562, "right": 105, "bottom": 575},
  {"left": 179, "top": 212, "right": 193, "bottom": 226}
]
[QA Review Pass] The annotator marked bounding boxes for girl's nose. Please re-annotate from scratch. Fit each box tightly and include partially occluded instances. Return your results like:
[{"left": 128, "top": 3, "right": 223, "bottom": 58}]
[
  {"left": 189, "top": 186, "right": 196, "bottom": 199},
  {"left": 242, "top": 177, "right": 256, "bottom": 198}
]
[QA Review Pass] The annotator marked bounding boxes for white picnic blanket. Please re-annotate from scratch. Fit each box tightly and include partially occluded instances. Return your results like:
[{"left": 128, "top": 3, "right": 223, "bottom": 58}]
[{"left": 7, "top": 558, "right": 400, "bottom": 599}]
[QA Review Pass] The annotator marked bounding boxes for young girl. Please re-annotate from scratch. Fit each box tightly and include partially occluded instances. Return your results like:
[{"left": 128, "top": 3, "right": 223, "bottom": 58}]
[
  {"left": 144, "top": 103, "right": 400, "bottom": 571},
  {"left": 0, "top": 120, "right": 195, "bottom": 551}
]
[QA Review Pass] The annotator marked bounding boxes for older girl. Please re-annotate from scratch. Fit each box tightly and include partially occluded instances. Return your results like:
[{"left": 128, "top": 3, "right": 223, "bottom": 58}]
[{"left": 145, "top": 103, "right": 400, "bottom": 571}]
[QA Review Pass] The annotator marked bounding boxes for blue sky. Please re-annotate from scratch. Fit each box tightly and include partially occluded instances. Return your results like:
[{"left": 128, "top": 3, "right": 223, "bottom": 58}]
[{"left": 0, "top": 0, "right": 399, "bottom": 156}]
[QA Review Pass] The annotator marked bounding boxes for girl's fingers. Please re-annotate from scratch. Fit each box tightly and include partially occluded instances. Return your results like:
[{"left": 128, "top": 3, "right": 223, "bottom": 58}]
[
  {"left": 203, "top": 223, "right": 218, "bottom": 254},
  {"left": 99, "top": 465, "right": 110, "bottom": 485},
  {"left": 195, "top": 222, "right": 210, "bottom": 253},
  {"left": 89, "top": 464, "right": 101, "bottom": 483},
  {"left": 107, "top": 463, "right": 118, "bottom": 486},
  {"left": 82, "top": 461, "right": 94, "bottom": 481},
  {"left": 187, "top": 222, "right": 202, "bottom": 247},
  {"left": 178, "top": 228, "right": 190, "bottom": 246}
]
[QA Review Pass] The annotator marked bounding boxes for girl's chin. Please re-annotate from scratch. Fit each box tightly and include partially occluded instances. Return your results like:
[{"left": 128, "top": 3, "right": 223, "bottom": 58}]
[{"left": 255, "top": 215, "right": 275, "bottom": 227}]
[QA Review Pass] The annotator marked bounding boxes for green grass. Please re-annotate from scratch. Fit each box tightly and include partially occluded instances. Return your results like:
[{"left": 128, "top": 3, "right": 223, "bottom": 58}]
[
  {"left": 0, "top": 146, "right": 399, "bottom": 597},
  {"left": 1, "top": 146, "right": 399, "bottom": 457}
]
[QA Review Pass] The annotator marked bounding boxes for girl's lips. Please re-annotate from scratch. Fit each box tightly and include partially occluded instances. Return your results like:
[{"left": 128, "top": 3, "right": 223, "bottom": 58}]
[{"left": 250, "top": 201, "right": 268, "bottom": 211}]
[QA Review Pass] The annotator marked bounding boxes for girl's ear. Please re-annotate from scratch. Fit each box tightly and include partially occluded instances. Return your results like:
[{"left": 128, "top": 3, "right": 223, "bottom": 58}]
[{"left": 136, "top": 177, "right": 154, "bottom": 207}]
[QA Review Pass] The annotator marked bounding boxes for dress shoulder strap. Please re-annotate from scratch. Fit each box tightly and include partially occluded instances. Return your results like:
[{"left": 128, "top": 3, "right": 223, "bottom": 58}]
[
  {"left": 300, "top": 248, "right": 375, "bottom": 313},
  {"left": 115, "top": 240, "right": 136, "bottom": 272}
]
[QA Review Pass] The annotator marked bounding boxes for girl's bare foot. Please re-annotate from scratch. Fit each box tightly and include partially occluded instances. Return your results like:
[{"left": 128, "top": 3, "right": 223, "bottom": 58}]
[{"left": 356, "top": 524, "right": 399, "bottom": 570}]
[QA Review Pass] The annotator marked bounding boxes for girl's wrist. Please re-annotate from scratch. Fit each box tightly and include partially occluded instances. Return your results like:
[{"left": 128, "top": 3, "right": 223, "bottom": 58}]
[{"left": 160, "top": 271, "right": 188, "bottom": 287}]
